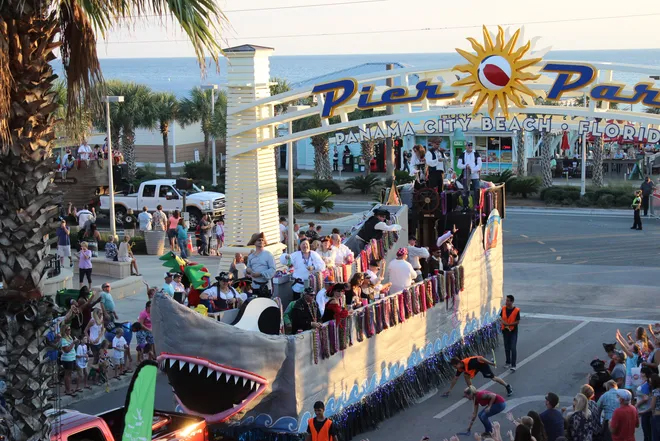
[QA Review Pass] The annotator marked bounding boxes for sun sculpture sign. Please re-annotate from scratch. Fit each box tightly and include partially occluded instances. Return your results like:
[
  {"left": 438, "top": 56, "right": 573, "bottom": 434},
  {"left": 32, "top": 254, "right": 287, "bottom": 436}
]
[{"left": 452, "top": 26, "right": 540, "bottom": 119}]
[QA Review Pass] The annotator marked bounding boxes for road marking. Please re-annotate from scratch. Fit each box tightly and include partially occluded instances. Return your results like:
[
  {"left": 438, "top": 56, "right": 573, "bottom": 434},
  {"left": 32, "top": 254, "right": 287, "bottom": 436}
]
[
  {"left": 556, "top": 256, "right": 561, "bottom": 261},
  {"left": 505, "top": 395, "right": 575, "bottom": 411},
  {"left": 537, "top": 241, "right": 545, "bottom": 244},
  {"left": 433, "top": 321, "right": 589, "bottom": 419},
  {"left": 573, "top": 260, "right": 588, "bottom": 264},
  {"left": 525, "top": 312, "right": 656, "bottom": 325},
  {"left": 417, "top": 389, "right": 439, "bottom": 404},
  {"left": 550, "top": 248, "right": 556, "bottom": 252},
  {"left": 520, "top": 235, "right": 528, "bottom": 238}
]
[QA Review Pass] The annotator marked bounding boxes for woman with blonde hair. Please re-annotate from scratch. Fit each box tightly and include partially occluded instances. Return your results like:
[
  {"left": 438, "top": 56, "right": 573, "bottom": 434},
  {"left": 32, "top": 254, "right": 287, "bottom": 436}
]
[
  {"left": 565, "top": 393, "right": 594, "bottom": 441},
  {"left": 464, "top": 385, "right": 507, "bottom": 436}
]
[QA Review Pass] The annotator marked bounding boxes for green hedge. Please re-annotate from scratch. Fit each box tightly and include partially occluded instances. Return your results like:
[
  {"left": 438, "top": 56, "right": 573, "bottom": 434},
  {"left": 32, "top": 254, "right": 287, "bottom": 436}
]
[
  {"left": 277, "top": 178, "right": 342, "bottom": 198},
  {"left": 540, "top": 184, "right": 635, "bottom": 208}
]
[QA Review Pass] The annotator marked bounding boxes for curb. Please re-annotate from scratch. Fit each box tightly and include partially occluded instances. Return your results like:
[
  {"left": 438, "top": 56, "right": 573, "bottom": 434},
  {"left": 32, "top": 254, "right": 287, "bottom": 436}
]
[
  {"left": 506, "top": 206, "right": 633, "bottom": 216},
  {"left": 57, "top": 374, "right": 133, "bottom": 407}
]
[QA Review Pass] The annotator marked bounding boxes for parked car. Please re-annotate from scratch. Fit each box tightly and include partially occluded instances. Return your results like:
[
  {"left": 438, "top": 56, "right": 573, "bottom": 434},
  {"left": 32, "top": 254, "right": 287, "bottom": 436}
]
[
  {"left": 49, "top": 407, "right": 208, "bottom": 441},
  {"left": 99, "top": 179, "right": 225, "bottom": 228}
]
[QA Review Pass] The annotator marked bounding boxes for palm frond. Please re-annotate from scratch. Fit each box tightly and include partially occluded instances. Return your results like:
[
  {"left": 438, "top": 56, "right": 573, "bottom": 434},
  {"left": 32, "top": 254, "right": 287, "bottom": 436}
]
[
  {"left": 0, "top": 19, "right": 12, "bottom": 144},
  {"left": 59, "top": 1, "right": 104, "bottom": 120}
]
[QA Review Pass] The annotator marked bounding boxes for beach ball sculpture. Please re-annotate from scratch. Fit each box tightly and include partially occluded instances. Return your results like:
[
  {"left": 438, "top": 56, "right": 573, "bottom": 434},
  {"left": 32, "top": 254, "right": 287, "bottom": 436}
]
[{"left": 452, "top": 25, "right": 541, "bottom": 118}]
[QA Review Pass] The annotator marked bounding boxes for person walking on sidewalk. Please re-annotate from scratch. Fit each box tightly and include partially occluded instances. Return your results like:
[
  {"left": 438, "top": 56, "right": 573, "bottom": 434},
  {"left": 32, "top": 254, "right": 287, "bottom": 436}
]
[
  {"left": 463, "top": 386, "right": 507, "bottom": 437},
  {"left": 443, "top": 355, "right": 513, "bottom": 397},
  {"left": 502, "top": 294, "right": 520, "bottom": 372},
  {"left": 631, "top": 190, "right": 643, "bottom": 231}
]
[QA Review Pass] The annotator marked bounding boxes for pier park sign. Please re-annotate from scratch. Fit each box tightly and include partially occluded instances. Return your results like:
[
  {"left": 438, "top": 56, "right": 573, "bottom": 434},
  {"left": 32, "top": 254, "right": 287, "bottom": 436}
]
[{"left": 312, "top": 26, "right": 660, "bottom": 138}]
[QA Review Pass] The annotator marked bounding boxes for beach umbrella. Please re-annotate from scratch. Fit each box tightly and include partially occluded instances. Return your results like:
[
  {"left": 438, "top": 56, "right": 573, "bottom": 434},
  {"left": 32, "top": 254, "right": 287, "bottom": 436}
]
[{"left": 560, "top": 131, "right": 570, "bottom": 151}]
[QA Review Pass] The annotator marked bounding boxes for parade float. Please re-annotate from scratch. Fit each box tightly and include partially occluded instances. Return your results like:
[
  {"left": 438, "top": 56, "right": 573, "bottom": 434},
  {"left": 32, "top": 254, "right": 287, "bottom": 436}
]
[{"left": 150, "top": 24, "right": 660, "bottom": 440}]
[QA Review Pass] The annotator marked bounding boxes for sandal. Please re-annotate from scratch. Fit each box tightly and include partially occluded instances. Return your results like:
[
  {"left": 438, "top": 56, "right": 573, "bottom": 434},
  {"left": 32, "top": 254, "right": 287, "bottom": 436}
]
[{"left": 65, "top": 392, "right": 77, "bottom": 397}]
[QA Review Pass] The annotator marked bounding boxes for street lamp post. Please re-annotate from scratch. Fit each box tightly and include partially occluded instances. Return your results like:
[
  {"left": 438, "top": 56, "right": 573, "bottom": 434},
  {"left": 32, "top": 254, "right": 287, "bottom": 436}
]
[
  {"left": 202, "top": 84, "right": 219, "bottom": 186},
  {"left": 580, "top": 93, "right": 587, "bottom": 196},
  {"left": 284, "top": 105, "right": 310, "bottom": 252},
  {"left": 102, "top": 95, "right": 124, "bottom": 239}
]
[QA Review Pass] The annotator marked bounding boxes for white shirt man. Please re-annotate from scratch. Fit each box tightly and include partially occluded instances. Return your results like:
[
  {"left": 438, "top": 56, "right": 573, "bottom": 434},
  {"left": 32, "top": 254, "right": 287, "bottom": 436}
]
[
  {"left": 331, "top": 234, "right": 353, "bottom": 265},
  {"left": 407, "top": 238, "right": 430, "bottom": 272},
  {"left": 138, "top": 209, "right": 153, "bottom": 231},
  {"left": 78, "top": 142, "right": 92, "bottom": 164},
  {"left": 457, "top": 145, "right": 482, "bottom": 180},
  {"left": 425, "top": 147, "right": 444, "bottom": 172},
  {"left": 76, "top": 208, "right": 94, "bottom": 229},
  {"left": 387, "top": 249, "right": 417, "bottom": 295}
]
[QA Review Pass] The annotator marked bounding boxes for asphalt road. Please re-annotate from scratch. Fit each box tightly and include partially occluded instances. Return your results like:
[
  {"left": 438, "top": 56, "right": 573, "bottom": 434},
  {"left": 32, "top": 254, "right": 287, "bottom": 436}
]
[{"left": 70, "top": 211, "right": 660, "bottom": 440}]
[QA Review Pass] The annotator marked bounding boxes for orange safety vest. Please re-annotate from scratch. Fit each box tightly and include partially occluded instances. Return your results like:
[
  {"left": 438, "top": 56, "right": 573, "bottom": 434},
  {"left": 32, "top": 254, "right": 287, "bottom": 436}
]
[
  {"left": 308, "top": 418, "right": 333, "bottom": 441},
  {"left": 462, "top": 356, "right": 480, "bottom": 379},
  {"left": 501, "top": 306, "right": 520, "bottom": 331}
]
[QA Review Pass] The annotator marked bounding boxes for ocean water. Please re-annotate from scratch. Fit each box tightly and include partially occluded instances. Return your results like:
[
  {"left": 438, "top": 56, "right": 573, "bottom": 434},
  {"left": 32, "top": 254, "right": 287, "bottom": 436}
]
[{"left": 52, "top": 49, "right": 660, "bottom": 98}]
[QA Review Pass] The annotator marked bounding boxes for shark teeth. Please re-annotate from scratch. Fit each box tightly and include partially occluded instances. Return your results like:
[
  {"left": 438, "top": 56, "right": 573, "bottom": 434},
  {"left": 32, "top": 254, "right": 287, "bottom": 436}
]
[{"left": 163, "top": 356, "right": 262, "bottom": 396}]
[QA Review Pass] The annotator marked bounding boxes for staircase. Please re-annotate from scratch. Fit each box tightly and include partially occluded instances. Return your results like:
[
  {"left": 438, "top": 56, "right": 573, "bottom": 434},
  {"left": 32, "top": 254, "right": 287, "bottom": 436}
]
[{"left": 53, "top": 160, "right": 110, "bottom": 209}]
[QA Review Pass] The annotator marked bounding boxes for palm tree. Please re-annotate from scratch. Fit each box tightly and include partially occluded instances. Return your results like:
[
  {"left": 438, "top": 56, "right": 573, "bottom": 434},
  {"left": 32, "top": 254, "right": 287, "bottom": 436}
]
[
  {"left": 293, "top": 113, "right": 333, "bottom": 180},
  {"left": 153, "top": 92, "right": 179, "bottom": 178},
  {"left": 270, "top": 77, "right": 291, "bottom": 116},
  {"left": 0, "top": 1, "right": 225, "bottom": 439},
  {"left": 592, "top": 136, "right": 604, "bottom": 187},
  {"left": 52, "top": 80, "right": 92, "bottom": 145},
  {"left": 360, "top": 139, "right": 375, "bottom": 174},
  {"left": 645, "top": 107, "right": 660, "bottom": 114},
  {"left": 107, "top": 81, "right": 154, "bottom": 180},
  {"left": 514, "top": 129, "right": 525, "bottom": 176},
  {"left": 540, "top": 132, "right": 554, "bottom": 188},
  {"left": 179, "top": 87, "right": 227, "bottom": 164}
]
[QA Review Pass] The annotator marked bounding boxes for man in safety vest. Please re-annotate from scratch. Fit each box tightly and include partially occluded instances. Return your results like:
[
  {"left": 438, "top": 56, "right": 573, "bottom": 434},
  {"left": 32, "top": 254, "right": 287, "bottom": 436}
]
[
  {"left": 501, "top": 294, "right": 520, "bottom": 372},
  {"left": 442, "top": 355, "right": 513, "bottom": 397},
  {"left": 306, "top": 401, "right": 338, "bottom": 441}
]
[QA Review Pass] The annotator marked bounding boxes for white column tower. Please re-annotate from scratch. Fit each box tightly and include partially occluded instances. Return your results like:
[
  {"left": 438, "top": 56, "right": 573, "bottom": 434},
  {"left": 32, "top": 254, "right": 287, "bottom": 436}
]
[{"left": 219, "top": 44, "right": 284, "bottom": 272}]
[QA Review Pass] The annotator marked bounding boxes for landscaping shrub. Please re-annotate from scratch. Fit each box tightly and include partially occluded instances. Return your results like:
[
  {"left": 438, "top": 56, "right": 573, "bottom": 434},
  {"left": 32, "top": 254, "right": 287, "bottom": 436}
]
[
  {"left": 309, "top": 179, "right": 342, "bottom": 195},
  {"left": 507, "top": 176, "right": 541, "bottom": 198},
  {"left": 482, "top": 169, "right": 513, "bottom": 185},
  {"left": 385, "top": 170, "right": 415, "bottom": 187},
  {"left": 278, "top": 178, "right": 341, "bottom": 198},
  {"left": 597, "top": 194, "right": 615, "bottom": 208},
  {"left": 302, "top": 189, "right": 335, "bottom": 213},
  {"left": 540, "top": 185, "right": 580, "bottom": 201},
  {"left": 345, "top": 175, "right": 383, "bottom": 194},
  {"left": 278, "top": 202, "right": 304, "bottom": 215},
  {"left": 183, "top": 161, "right": 213, "bottom": 181}
]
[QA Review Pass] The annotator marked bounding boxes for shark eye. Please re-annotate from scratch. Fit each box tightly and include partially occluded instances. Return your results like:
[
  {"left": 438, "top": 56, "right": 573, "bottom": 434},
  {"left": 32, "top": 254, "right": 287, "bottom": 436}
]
[{"left": 230, "top": 298, "right": 282, "bottom": 335}]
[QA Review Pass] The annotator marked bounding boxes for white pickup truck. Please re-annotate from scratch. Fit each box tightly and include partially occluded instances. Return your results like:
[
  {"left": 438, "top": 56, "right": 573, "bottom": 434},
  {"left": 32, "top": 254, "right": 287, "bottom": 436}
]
[{"left": 99, "top": 179, "right": 225, "bottom": 228}]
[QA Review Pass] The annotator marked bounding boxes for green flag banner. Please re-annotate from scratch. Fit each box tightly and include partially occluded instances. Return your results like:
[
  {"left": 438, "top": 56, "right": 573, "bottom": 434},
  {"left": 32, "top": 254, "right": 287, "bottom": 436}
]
[{"left": 122, "top": 361, "right": 158, "bottom": 441}]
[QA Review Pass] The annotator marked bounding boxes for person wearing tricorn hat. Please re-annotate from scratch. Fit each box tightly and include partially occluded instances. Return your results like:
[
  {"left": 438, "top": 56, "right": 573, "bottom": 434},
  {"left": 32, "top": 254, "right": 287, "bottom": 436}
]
[
  {"left": 588, "top": 358, "right": 612, "bottom": 401},
  {"left": 347, "top": 208, "right": 388, "bottom": 255},
  {"left": 215, "top": 272, "right": 247, "bottom": 310},
  {"left": 245, "top": 232, "right": 276, "bottom": 297},
  {"left": 427, "top": 244, "right": 443, "bottom": 275}
]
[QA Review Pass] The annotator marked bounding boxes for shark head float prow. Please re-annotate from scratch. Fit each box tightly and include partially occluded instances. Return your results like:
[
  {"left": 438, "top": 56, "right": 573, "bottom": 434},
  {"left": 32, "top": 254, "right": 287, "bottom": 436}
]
[{"left": 152, "top": 294, "right": 294, "bottom": 424}]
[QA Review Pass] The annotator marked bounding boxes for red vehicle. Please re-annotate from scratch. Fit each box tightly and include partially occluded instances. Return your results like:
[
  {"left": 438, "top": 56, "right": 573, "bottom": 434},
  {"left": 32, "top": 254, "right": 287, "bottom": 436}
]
[{"left": 49, "top": 407, "right": 208, "bottom": 441}]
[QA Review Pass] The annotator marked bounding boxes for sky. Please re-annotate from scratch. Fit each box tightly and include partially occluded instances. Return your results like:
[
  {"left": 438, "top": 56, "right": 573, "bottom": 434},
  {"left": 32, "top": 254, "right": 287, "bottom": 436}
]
[{"left": 95, "top": 0, "right": 660, "bottom": 58}]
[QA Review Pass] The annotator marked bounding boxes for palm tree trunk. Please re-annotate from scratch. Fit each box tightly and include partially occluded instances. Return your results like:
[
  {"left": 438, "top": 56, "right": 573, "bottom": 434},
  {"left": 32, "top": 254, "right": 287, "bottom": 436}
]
[
  {"left": 312, "top": 135, "right": 332, "bottom": 180},
  {"left": 361, "top": 139, "right": 375, "bottom": 175},
  {"left": 592, "top": 136, "right": 604, "bottom": 187},
  {"left": 161, "top": 121, "right": 172, "bottom": 178},
  {"left": 203, "top": 131, "right": 210, "bottom": 164},
  {"left": 515, "top": 130, "right": 525, "bottom": 176},
  {"left": 0, "top": 9, "right": 61, "bottom": 441},
  {"left": 122, "top": 125, "right": 137, "bottom": 181},
  {"left": 540, "top": 132, "right": 553, "bottom": 188}
]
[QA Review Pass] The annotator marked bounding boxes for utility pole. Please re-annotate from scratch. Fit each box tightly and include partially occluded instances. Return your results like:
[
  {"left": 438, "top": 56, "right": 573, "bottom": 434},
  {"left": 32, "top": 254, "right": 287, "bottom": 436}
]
[{"left": 385, "top": 64, "right": 395, "bottom": 180}]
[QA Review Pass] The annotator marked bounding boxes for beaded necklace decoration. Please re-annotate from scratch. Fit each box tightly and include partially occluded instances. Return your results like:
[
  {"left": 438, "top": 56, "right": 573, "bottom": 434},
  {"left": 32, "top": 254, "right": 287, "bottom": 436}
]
[
  {"left": 426, "top": 279, "right": 435, "bottom": 309},
  {"left": 382, "top": 299, "right": 391, "bottom": 329},
  {"left": 403, "top": 289, "right": 412, "bottom": 318},
  {"left": 328, "top": 320, "right": 337, "bottom": 355},
  {"left": 441, "top": 191, "right": 447, "bottom": 215},
  {"left": 457, "top": 265, "right": 465, "bottom": 290},
  {"left": 374, "top": 303, "right": 383, "bottom": 334},
  {"left": 312, "top": 329, "right": 320, "bottom": 364},
  {"left": 338, "top": 318, "right": 346, "bottom": 351},
  {"left": 390, "top": 296, "right": 399, "bottom": 326},
  {"left": 320, "top": 325, "right": 330, "bottom": 359},
  {"left": 411, "top": 286, "right": 420, "bottom": 315},
  {"left": 355, "top": 310, "right": 365, "bottom": 342},
  {"left": 346, "top": 314, "right": 353, "bottom": 347},
  {"left": 365, "top": 304, "right": 375, "bottom": 338},
  {"left": 420, "top": 283, "right": 427, "bottom": 312},
  {"left": 397, "top": 293, "right": 406, "bottom": 323}
]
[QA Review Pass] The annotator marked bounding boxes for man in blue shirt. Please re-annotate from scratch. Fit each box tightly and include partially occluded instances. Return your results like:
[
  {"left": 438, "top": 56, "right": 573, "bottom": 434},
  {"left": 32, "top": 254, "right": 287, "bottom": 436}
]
[
  {"left": 597, "top": 379, "right": 620, "bottom": 434},
  {"left": 540, "top": 392, "right": 565, "bottom": 441},
  {"left": 162, "top": 273, "right": 175, "bottom": 297},
  {"left": 100, "top": 282, "right": 118, "bottom": 321}
]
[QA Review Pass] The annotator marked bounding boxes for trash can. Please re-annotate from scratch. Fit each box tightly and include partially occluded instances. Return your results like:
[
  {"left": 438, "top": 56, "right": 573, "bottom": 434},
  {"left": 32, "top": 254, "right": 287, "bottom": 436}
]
[
  {"left": 56, "top": 289, "right": 82, "bottom": 308},
  {"left": 145, "top": 230, "right": 166, "bottom": 255},
  {"left": 105, "top": 321, "right": 133, "bottom": 344}
]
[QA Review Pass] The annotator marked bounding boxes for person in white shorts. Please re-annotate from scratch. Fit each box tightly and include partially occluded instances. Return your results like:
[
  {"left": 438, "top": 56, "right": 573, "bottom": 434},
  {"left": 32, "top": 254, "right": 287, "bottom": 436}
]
[
  {"left": 76, "top": 336, "right": 91, "bottom": 390},
  {"left": 112, "top": 328, "right": 127, "bottom": 377},
  {"left": 56, "top": 219, "right": 73, "bottom": 267}
]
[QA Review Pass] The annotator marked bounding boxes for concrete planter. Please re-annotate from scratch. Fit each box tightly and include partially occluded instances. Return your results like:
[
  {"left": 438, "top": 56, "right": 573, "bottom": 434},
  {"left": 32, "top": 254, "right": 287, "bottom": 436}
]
[{"left": 145, "top": 230, "right": 166, "bottom": 255}]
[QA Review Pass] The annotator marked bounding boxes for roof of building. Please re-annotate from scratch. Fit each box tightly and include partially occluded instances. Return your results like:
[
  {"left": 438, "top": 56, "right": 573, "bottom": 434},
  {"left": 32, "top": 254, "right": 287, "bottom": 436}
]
[
  {"left": 224, "top": 44, "right": 274, "bottom": 53},
  {"left": 291, "top": 62, "right": 418, "bottom": 89}
]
